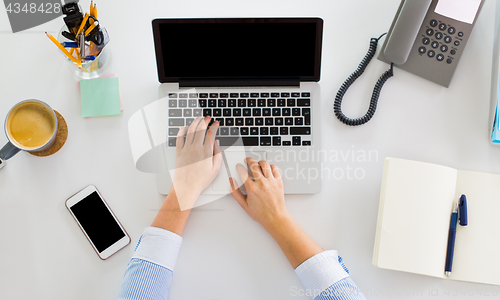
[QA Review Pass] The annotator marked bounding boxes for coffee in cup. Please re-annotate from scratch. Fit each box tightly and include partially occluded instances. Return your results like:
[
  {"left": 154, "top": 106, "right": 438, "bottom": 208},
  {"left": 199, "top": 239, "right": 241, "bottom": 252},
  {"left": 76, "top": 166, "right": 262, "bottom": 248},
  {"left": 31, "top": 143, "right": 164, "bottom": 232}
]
[
  {"left": 6, "top": 101, "right": 57, "bottom": 149},
  {"left": 0, "top": 100, "right": 58, "bottom": 169}
]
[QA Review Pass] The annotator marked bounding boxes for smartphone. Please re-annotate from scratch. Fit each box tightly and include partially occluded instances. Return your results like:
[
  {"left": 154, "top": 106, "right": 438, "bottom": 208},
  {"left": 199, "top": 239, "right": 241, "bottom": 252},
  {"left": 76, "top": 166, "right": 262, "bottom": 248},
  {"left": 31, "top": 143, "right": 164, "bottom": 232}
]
[{"left": 66, "top": 185, "right": 130, "bottom": 259}]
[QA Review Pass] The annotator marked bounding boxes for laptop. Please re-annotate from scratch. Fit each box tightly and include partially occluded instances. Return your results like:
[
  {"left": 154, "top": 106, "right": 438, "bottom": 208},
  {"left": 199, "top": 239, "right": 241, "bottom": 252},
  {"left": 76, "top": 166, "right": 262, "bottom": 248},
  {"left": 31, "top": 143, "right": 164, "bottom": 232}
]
[{"left": 152, "top": 18, "right": 323, "bottom": 195}]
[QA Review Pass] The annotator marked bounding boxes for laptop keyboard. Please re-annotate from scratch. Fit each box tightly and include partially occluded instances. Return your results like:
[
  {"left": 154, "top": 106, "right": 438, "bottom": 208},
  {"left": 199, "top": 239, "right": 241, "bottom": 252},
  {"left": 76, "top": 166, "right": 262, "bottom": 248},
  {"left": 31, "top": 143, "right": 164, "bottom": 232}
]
[{"left": 167, "top": 91, "right": 312, "bottom": 147}]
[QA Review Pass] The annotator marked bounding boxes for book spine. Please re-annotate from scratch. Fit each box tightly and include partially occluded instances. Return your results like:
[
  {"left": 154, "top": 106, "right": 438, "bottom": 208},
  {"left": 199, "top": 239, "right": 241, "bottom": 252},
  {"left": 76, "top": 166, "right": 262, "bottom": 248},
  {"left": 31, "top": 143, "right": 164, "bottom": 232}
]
[{"left": 491, "top": 2, "right": 500, "bottom": 144}]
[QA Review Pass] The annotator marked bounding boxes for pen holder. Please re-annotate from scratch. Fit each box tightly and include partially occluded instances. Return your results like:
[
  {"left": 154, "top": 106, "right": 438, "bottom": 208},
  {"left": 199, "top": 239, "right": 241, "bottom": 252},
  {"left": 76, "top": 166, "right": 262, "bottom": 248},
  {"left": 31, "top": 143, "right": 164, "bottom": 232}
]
[{"left": 57, "top": 25, "right": 111, "bottom": 79}]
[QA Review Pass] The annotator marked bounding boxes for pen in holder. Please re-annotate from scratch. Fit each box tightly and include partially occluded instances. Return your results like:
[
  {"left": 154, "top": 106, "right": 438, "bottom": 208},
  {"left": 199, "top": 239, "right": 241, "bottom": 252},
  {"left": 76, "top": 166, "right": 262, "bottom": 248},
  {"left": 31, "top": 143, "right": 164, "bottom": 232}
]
[{"left": 56, "top": 24, "right": 111, "bottom": 79}]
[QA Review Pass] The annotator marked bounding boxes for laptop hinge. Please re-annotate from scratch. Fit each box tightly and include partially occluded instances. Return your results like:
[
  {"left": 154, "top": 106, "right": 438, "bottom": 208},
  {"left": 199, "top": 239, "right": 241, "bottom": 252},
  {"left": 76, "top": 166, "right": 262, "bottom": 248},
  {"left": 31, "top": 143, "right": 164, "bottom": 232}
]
[{"left": 179, "top": 78, "right": 300, "bottom": 88}]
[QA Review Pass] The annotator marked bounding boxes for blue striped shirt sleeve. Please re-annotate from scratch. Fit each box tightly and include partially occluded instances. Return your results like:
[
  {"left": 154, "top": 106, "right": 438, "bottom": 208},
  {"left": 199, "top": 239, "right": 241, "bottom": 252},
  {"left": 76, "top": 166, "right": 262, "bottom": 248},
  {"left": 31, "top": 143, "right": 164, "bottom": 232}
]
[
  {"left": 315, "top": 277, "right": 365, "bottom": 300},
  {"left": 118, "top": 258, "right": 173, "bottom": 300},
  {"left": 118, "top": 229, "right": 365, "bottom": 300},
  {"left": 295, "top": 250, "right": 366, "bottom": 300},
  {"left": 118, "top": 227, "right": 182, "bottom": 300}
]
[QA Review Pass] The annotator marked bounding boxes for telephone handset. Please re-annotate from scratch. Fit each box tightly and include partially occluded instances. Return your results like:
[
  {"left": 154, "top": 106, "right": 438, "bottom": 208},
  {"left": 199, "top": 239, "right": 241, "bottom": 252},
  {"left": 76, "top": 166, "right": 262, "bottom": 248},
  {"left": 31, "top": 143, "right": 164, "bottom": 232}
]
[
  {"left": 382, "top": 0, "right": 433, "bottom": 65},
  {"left": 334, "top": 0, "right": 484, "bottom": 126}
]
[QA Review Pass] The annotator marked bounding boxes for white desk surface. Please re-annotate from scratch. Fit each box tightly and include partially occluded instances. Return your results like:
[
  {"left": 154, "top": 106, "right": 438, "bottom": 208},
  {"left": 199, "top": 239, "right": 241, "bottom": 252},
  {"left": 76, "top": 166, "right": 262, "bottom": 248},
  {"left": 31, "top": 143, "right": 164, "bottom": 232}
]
[{"left": 1, "top": 0, "right": 500, "bottom": 299}]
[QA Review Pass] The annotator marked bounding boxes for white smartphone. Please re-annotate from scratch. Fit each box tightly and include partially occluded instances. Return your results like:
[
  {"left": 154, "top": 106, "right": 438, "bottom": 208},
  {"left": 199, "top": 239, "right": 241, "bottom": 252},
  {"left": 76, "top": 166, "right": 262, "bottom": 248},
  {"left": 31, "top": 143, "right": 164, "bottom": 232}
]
[{"left": 66, "top": 185, "right": 130, "bottom": 259}]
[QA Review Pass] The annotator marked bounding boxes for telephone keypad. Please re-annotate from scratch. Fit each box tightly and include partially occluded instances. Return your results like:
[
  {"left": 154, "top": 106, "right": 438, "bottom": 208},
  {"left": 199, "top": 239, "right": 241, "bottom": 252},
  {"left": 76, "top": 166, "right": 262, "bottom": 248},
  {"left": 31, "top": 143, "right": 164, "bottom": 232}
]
[{"left": 419, "top": 19, "right": 466, "bottom": 65}]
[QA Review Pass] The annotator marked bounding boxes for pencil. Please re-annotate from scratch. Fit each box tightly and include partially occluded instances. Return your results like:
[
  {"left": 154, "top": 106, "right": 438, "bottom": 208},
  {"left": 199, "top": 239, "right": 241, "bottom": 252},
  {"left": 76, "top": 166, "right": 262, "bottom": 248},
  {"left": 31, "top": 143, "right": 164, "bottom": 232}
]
[
  {"left": 90, "top": 59, "right": 98, "bottom": 72},
  {"left": 45, "top": 32, "right": 88, "bottom": 72},
  {"left": 76, "top": 13, "right": 89, "bottom": 37},
  {"left": 90, "top": 1, "right": 95, "bottom": 24},
  {"left": 88, "top": 42, "right": 95, "bottom": 56},
  {"left": 85, "top": 23, "right": 97, "bottom": 37},
  {"left": 45, "top": 32, "right": 80, "bottom": 65}
]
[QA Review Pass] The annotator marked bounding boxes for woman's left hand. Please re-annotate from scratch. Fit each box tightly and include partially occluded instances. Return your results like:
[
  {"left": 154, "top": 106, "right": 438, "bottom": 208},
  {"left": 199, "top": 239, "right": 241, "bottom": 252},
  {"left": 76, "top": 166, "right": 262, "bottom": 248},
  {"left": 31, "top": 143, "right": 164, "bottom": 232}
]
[{"left": 172, "top": 116, "right": 222, "bottom": 210}]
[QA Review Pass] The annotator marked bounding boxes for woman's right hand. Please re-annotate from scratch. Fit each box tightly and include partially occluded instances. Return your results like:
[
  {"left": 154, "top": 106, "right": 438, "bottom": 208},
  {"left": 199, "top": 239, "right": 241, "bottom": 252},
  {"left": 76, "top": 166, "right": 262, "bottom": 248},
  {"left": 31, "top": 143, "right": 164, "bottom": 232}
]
[
  {"left": 230, "top": 157, "right": 324, "bottom": 269},
  {"left": 229, "top": 157, "right": 291, "bottom": 230}
]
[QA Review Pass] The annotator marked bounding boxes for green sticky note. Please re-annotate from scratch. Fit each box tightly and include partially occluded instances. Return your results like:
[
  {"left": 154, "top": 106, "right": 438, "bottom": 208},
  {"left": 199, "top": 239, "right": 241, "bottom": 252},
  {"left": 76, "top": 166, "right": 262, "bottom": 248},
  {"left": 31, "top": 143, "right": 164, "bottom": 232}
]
[{"left": 80, "top": 77, "right": 121, "bottom": 117}]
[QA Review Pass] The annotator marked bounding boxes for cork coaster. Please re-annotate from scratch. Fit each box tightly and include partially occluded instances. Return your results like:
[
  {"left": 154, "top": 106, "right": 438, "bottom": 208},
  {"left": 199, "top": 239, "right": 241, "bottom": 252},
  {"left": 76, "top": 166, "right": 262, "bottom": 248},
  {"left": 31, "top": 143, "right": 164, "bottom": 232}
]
[{"left": 30, "top": 110, "right": 68, "bottom": 157}]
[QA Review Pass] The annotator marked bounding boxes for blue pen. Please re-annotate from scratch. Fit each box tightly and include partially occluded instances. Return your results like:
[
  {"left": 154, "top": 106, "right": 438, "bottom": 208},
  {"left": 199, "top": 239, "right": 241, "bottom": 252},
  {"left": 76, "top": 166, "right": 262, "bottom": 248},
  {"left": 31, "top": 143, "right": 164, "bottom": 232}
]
[
  {"left": 83, "top": 55, "right": 96, "bottom": 61},
  {"left": 459, "top": 194, "right": 468, "bottom": 226},
  {"left": 61, "top": 42, "right": 78, "bottom": 48},
  {"left": 445, "top": 204, "right": 458, "bottom": 276}
]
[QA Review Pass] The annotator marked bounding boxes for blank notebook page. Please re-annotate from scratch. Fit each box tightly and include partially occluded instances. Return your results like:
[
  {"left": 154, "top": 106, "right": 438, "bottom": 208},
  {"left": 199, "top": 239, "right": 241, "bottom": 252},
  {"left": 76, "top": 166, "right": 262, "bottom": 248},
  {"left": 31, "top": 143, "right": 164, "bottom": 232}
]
[
  {"left": 374, "top": 158, "right": 457, "bottom": 278},
  {"left": 450, "top": 171, "right": 500, "bottom": 285}
]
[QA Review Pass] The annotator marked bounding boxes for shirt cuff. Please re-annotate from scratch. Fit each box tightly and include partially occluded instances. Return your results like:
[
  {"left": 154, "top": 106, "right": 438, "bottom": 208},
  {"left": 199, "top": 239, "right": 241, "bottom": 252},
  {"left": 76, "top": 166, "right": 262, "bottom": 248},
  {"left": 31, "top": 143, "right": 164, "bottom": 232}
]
[
  {"left": 132, "top": 227, "right": 183, "bottom": 272},
  {"left": 294, "top": 250, "right": 350, "bottom": 298}
]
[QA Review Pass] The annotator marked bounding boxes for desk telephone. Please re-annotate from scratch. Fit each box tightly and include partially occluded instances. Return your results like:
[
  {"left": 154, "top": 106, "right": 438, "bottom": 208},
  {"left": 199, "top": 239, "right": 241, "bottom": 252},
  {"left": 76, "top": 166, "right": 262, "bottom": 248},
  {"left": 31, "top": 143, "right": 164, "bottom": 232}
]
[{"left": 334, "top": 0, "right": 484, "bottom": 126}]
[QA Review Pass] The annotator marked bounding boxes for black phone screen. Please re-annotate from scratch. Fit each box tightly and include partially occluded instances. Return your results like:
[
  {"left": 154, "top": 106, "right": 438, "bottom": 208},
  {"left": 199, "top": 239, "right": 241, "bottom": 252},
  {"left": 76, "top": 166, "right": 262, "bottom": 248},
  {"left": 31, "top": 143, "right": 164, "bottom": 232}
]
[{"left": 70, "top": 192, "right": 125, "bottom": 253}]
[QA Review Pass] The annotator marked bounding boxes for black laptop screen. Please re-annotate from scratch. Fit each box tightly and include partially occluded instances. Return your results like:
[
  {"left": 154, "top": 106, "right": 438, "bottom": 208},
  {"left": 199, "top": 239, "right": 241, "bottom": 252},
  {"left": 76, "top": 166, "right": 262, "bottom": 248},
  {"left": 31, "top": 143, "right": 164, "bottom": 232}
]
[{"left": 153, "top": 18, "right": 323, "bottom": 83}]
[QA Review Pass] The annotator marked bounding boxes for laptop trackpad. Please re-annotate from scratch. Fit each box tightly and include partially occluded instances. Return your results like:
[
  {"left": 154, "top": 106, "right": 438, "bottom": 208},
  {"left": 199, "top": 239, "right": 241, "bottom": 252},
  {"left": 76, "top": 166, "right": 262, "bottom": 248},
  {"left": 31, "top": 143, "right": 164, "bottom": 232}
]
[{"left": 212, "top": 151, "right": 267, "bottom": 192}]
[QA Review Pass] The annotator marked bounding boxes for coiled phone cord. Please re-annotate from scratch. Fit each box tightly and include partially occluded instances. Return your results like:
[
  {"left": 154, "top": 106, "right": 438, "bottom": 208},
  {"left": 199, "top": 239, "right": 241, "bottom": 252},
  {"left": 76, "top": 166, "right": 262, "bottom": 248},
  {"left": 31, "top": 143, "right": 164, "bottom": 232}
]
[{"left": 334, "top": 33, "right": 394, "bottom": 126}]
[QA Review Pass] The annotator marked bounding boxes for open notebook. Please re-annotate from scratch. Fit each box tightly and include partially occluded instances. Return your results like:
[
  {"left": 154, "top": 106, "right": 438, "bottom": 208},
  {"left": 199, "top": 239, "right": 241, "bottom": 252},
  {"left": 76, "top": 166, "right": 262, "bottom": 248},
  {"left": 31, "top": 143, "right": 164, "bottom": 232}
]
[{"left": 373, "top": 158, "right": 500, "bottom": 286}]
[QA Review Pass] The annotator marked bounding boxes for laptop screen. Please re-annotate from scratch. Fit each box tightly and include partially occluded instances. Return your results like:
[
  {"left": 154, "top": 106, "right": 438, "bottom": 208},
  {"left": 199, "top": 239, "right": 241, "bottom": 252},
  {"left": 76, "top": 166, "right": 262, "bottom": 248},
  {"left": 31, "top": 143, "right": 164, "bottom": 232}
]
[{"left": 152, "top": 18, "right": 323, "bottom": 83}]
